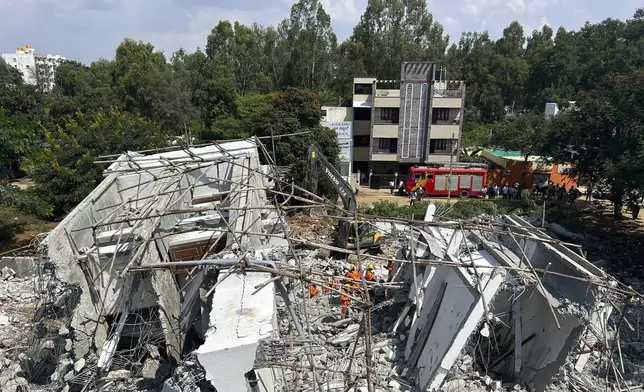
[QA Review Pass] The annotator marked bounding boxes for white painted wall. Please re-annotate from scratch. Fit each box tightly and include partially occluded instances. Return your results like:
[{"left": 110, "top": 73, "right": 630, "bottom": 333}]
[
  {"left": 197, "top": 272, "right": 278, "bottom": 392},
  {"left": 321, "top": 106, "right": 353, "bottom": 122},
  {"left": 1, "top": 48, "right": 36, "bottom": 85}
]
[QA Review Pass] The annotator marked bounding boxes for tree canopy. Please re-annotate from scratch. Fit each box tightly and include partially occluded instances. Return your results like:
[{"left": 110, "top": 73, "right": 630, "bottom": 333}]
[{"left": 0, "top": 0, "right": 642, "bottom": 220}]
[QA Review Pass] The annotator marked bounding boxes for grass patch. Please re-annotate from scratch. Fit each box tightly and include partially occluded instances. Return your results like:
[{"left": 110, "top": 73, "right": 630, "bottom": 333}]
[{"left": 359, "top": 190, "right": 544, "bottom": 221}]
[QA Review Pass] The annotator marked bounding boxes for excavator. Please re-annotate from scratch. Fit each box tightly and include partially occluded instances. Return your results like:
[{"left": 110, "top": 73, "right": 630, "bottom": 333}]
[{"left": 306, "top": 145, "right": 384, "bottom": 250}]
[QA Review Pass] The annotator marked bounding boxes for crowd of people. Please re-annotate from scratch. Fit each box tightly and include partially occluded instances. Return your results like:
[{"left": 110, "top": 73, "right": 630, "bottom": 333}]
[
  {"left": 480, "top": 180, "right": 581, "bottom": 205},
  {"left": 481, "top": 182, "right": 522, "bottom": 200}
]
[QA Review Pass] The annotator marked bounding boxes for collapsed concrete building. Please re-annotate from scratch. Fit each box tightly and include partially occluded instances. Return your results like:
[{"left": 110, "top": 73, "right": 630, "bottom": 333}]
[{"left": 25, "top": 138, "right": 639, "bottom": 392}]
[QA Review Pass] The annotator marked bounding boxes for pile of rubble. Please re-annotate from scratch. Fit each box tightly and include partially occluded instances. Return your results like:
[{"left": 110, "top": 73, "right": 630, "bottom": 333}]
[{"left": 1, "top": 140, "right": 642, "bottom": 392}]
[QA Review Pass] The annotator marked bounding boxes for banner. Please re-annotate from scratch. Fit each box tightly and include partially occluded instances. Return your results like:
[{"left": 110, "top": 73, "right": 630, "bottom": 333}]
[{"left": 322, "top": 121, "right": 353, "bottom": 164}]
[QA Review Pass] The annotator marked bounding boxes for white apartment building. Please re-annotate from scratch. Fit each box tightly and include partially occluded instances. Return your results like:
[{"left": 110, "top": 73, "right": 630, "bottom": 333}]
[{"left": 1, "top": 45, "right": 66, "bottom": 91}]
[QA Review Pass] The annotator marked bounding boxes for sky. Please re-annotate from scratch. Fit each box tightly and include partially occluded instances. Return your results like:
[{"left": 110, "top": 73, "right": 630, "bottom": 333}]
[{"left": 0, "top": 0, "right": 641, "bottom": 64}]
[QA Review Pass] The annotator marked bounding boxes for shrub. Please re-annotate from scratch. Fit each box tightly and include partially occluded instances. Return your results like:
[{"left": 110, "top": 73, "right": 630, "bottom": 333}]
[
  {"left": 0, "top": 183, "right": 53, "bottom": 218},
  {"left": 0, "top": 206, "right": 26, "bottom": 245}
]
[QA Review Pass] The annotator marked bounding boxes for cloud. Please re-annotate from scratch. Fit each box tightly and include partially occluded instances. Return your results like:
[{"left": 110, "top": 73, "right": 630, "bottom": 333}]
[
  {"left": 507, "top": 0, "right": 526, "bottom": 14},
  {"left": 527, "top": 0, "right": 556, "bottom": 15},
  {"left": 461, "top": 1, "right": 481, "bottom": 16},
  {"left": 320, "top": 0, "right": 362, "bottom": 23},
  {"left": 1, "top": 0, "right": 642, "bottom": 64}
]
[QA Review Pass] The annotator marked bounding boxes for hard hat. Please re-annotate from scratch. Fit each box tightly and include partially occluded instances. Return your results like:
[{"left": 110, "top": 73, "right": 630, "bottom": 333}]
[
  {"left": 368, "top": 264, "right": 375, "bottom": 270},
  {"left": 344, "top": 283, "right": 351, "bottom": 288},
  {"left": 349, "top": 264, "right": 356, "bottom": 270}
]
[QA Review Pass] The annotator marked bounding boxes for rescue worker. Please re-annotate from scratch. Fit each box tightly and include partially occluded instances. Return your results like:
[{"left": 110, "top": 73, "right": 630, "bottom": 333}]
[
  {"left": 309, "top": 283, "right": 318, "bottom": 298},
  {"left": 340, "top": 284, "right": 351, "bottom": 319},
  {"left": 365, "top": 264, "right": 377, "bottom": 282},
  {"left": 322, "top": 274, "right": 333, "bottom": 295},
  {"left": 386, "top": 260, "right": 394, "bottom": 282},
  {"left": 345, "top": 264, "right": 361, "bottom": 288}
]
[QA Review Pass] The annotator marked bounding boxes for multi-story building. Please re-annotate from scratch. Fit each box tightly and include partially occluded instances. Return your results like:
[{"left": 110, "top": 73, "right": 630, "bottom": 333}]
[
  {"left": 350, "top": 62, "right": 466, "bottom": 176},
  {"left": 1, "top": 45, "right": 66, "bottom": 91}
]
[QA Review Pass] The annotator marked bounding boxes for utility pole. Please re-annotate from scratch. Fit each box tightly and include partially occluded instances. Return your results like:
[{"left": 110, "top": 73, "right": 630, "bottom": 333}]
[{"left": 447, "top": 133, "right": 455, "bottom": 204}]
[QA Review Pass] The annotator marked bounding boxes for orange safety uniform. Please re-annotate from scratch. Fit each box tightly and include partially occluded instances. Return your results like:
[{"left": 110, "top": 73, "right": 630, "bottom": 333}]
[
  {"left": 309, "top": 284, "right": 318, "bottom": 298},
  {"left": 345, "top": 270, "right": 361, "bottom": 287},
  {"left": 365, "top": 270, "right": 377, "bottom": 282},
  {"left": 340, "top": 288, "right": 351, "bottom": 319},
  {"left": 386, "top": 260, "right": 394, "bottom": 281}
]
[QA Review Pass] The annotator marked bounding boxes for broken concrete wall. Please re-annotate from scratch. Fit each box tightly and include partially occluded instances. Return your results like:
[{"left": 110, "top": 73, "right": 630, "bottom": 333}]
[
  {"left": 43, "top": 173, "right": 123, "bottom": 358},
  {"left": 228, "top": 151, "right": 266, "bottom": 250},
  {"left": 0, "top": 257, "right": 35, "bottom": 277},
  {"left": 414, "top": 254, "right": 505, "bottom": 391},
  {"left": 490, "top": 288, "right": 584, "bottom": 392},
  {"left": 196, "top": 272, "right": 278, "bottom": 392}
]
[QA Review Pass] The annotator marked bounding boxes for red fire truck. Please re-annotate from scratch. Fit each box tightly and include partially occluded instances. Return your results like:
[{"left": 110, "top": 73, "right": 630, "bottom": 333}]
[{"left": 405, "top": 166, "right": 487, "bottom": 198}]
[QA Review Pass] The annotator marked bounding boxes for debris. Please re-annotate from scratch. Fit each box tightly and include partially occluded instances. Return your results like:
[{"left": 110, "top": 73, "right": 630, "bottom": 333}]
[
  {"left": 0, "top": 139, "right": 638, "bottom": 392},
  {"left": 1, "top": 267, "right": 15, "bottom": 280}
]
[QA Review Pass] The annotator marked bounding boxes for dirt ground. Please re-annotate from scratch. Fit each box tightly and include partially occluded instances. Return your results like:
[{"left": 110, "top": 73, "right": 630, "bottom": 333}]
[
  {"left": 356, "top": 187, "right": 452, "bottom": 206},
  {"left": 546, "top": 198, "right": 644, "bottom": 284}
]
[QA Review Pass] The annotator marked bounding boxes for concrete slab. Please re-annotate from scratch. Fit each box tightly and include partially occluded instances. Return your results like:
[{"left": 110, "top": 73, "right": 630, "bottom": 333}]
[{"left": 196, "top": 272, "right": 277, "bottom": 392}]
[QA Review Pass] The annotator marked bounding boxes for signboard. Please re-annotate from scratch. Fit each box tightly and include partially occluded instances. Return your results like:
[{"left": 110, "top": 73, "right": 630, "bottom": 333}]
[{"left": 322, "top": 121, "right": 353, "bottom": 164}]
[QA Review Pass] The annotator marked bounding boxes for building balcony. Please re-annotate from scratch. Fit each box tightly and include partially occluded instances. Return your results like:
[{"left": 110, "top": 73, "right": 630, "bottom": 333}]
[
  {"left": 433, "top": 96, "right": 463, "bottom": 108},
  {"left": 371, "top": 150, "right": 398, "bottom": 161},
  {"left": 375, "top": 89, "right": 400, "bottom": 98},
  {"left": 430, "top": 124, "right": 461, "bottom": 139},
  {"left": 372, "top": 123, "right": 398, "bottom": 138},
  {"left": 425, "top": 154, "right": 452, "bottom": 164},
  {"left": 353, "top": 94, "right": 373, "bottom": 108},
  {"left": 433, "top": 88, "right": 463, "bottom": 98},
  {"left": 374, "top": 95, "right": 400, "bottom": 107}
]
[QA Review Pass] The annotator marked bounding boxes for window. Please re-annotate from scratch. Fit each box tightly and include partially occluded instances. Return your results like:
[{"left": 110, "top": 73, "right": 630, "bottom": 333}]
[
  {"left": 380, "top": 108, "right": 400, "bottom": 123},
  {"left": 354, "top": 135, "right": 370, "bottom": 147},
  {"left": 376, "top": 138, "right": 397, "bottom": 153},
  {"left": 354, "top": 83, "right": 373, "bottom": 95},
  {"left": 432, "top": 108, "right": 450, "bottom": 124},
  {"left": 354, "top": 108, "right": 371, "bottom": 121},
  {"left": 320, "top": 109, "right": 327, "bottom": 117},
  {"left": 429, "top": 139, "right": 454, "bottom": 154}
]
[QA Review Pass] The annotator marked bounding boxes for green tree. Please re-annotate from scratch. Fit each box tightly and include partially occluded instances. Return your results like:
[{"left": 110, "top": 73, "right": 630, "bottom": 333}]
[
  {"left": 547, "top": 69, "right": 644, "bottom": 218},
  {"left": 112, "top": 39, "right": 192, "bottom": 133},
  {"left": 352, "top": 0, "right": 448, "bottom": 79},
  {"left": 0, "top": 108, "right": 37, "bottom": 178},
  {"left": 332, "top": 41, "right": 367, "bottom": 101},
  {"left": 279, "top": 0, "right": 338, "bottom": 91},
  {"left": 23, "top": 110, "right": 168, "bottom": 216},
  {"left": 242, "top": 88, "right": 340, "bottom": 198}
]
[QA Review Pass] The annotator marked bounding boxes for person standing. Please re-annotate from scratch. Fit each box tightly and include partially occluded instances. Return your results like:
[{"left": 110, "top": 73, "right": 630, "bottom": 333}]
[
  {"left": 386, "top": 260, "right": 394, "bottom": 282},
  {"left": 586, "top": 182, "right": 593, "bottom": 202},
  {"left": 389, "top": 180, "right": 395, "bottom": 194},
  {"left": 365, "top": 265, "right": 377, "bottom": 282},
  {"left": 409, "top": 190, "right": 417, "bottom": 206},
  {"left": 309, "top": 284, "right": 318, "bottom": 298},
  {"left": 340, "top": 284, "right": 351, "bottom": 319}
]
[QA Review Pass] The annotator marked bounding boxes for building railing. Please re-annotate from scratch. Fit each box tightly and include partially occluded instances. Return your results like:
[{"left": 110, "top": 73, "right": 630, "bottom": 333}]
[
  {"left": 375, "top": 90, "right": 400, "bottom": 98},
  {"left": 433, "top": 89, "right": 463, "bottom": 98},
  {"left": 372, "top": 148, "right": 398, "bottom": 154},
  {"left": 431, "top": 119, "right": 461, "bottom": 125},
  {"left": 373, "top": 118, "right": 400, "bottom": 125}
]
